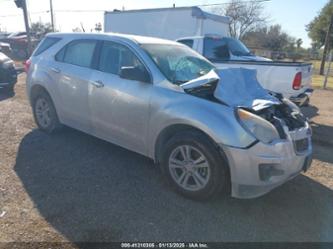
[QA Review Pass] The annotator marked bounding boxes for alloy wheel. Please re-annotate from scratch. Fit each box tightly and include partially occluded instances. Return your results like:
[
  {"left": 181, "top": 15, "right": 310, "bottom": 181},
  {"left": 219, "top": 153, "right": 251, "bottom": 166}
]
[{"left": 168, "top": 145, "right": 211, "bottom": 191}]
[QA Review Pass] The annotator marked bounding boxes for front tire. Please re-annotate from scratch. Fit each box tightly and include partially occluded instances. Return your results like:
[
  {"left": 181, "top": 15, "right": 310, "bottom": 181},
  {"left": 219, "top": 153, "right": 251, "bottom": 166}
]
[
  {"left": 161, "top": 131, "right": 229, "bottom": 201},
  {"left": 32, "top": 91, "right": 62, "bottom": 133}
]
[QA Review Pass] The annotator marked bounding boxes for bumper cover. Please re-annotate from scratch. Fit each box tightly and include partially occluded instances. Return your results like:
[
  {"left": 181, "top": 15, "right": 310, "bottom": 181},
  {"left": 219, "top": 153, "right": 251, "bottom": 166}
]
[
  {"left": 222, "top": 123, "right": 312, "bottom": 199},
  {"left": 290, "top": 88, "right": 313, "bottom": 106}
]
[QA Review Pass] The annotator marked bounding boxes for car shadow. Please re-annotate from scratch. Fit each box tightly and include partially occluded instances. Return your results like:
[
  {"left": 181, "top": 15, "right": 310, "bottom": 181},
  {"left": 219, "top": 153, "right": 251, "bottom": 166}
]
[
  {"left": 0, "top": 89, "right": 15, "bottom": 101},
  {"left": 301, "top": 104, "right": 333, "bottom": 164},
  {"left": 14, "top": 128, "right": 333, "bottom": 243}
]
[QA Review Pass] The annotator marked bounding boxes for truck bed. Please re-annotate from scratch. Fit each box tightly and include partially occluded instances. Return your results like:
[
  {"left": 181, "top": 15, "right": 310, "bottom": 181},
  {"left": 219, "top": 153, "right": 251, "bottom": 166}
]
[{"left": 211, "top": 59, "right": 312, "bottom": 67}]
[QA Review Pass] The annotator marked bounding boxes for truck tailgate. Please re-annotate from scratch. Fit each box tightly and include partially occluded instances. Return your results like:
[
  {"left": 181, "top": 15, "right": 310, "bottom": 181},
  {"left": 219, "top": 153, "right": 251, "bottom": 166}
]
[
  {"left": 300, "top": 64, "right": 312, "bottom": 90},
  {"left": 214, "top": 61, "right": 313, "bottom": 99}
]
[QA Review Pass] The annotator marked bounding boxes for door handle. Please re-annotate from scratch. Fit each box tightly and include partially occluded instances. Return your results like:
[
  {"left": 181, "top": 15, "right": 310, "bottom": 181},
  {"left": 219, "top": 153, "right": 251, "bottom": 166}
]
[
  {"left": 51, "top": 67, "right": 61, "bottom": 73},
  {"left": 91, "top": 80, "right": 104, "bottom": 88}
]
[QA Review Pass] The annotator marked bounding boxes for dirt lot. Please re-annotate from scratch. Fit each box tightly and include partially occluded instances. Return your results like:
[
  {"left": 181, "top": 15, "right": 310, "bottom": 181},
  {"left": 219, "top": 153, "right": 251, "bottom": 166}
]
[{"left": 0, "top": 74, "right": 333, "bottom": 245}]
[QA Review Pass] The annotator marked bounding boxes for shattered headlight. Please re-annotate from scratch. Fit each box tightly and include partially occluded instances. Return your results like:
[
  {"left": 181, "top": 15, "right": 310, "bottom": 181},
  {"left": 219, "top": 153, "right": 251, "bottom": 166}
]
[{"left": 237, "top": 109, "right": 280, "bottom": 144}]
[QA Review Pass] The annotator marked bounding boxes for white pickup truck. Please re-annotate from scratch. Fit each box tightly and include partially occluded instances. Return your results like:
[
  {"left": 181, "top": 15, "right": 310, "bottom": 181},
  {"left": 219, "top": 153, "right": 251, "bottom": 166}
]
[
  {"left": 177, "top": 35, "right": 313, "bottom": 105},
  {"left": 104, "top": 6, "right": 313, "bottom": 105}
]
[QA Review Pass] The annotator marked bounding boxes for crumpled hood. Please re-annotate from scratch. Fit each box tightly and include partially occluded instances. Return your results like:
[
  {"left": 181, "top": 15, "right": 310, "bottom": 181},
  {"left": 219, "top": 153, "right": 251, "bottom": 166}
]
[{"left": 181, "top": 68, "right": 281, "bottom": 111}]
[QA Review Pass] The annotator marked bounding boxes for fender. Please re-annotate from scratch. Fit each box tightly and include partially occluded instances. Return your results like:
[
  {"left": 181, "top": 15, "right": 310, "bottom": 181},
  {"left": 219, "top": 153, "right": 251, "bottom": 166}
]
[{"left": 147, "top": 88, "right": 256, "bottom": 159}]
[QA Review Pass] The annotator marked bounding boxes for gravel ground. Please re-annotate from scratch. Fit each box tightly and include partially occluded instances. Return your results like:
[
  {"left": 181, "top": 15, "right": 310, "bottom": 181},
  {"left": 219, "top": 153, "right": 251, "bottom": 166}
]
[{"left": 0, "top": 74, "right": 333, "bottom": 245}]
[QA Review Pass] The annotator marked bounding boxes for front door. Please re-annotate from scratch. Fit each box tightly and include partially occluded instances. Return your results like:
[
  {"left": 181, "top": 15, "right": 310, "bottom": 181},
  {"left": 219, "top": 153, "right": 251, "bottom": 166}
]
[{"left": 90, "top": 40, "right": 152, "bottom": 155}]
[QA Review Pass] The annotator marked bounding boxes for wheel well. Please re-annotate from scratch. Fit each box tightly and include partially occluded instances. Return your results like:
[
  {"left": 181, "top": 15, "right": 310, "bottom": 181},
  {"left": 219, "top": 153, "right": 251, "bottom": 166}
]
[
  {"left": 29, "top": 84, "right": 49, "bottom": 104},
  {"left": 154, "top": 124, "right": 221, "bottom": 163},
  {"left": 154, "top": 124, "right": 231, "bottom": 195}
]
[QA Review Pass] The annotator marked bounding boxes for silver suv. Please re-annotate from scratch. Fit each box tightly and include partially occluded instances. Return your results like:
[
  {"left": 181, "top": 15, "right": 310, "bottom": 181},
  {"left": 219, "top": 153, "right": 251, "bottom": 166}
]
[{"left": 26, "top": 33, "right": 312, "bottom": 200}]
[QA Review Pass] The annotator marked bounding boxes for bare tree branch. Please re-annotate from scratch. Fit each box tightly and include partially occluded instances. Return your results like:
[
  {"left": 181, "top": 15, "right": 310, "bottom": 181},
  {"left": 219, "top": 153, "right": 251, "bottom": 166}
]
[{"left": 212, "top": 0, "right": 268, "bottom": 39}]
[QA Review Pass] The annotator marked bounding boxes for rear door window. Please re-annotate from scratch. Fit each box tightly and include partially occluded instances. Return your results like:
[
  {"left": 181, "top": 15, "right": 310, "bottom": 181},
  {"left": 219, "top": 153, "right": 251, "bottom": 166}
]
[
  {"left": 33, "top": 37, "right": 61, "bottom": 56},
  {"left": 56, "top": 40, "right": 97, "bottom": 68}
]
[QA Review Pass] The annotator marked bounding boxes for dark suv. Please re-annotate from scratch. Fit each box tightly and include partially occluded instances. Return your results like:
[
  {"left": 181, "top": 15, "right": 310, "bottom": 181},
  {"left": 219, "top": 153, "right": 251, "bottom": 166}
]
[{"left": 0, "top": 52, "right": 17, "bottom": 92}]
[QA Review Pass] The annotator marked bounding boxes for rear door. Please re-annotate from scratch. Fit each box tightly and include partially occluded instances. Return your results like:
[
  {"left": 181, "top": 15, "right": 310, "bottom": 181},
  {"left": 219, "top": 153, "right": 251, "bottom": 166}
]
[
  {"left": 52, "top": 39, "right": 98, "bottom": 132},
  {"left": 90, "top": 40, "right": 153, "bottom": 154}
]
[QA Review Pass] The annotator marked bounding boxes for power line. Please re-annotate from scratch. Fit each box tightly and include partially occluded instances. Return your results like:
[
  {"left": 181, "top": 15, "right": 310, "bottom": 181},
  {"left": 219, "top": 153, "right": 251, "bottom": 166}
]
[
  {"left": 197, "top": 0, "right": 271, "bottom": 7},
  {"left": 0, "top": 10, "right": 105, "bottom": 17},
  {"left": 0, "top": 11, "right": 46, "bottom": 17},
  {"left": 55, "top": 9, "right": 105, "bottom": 12},
  {"left": 0, "top": 0, "right": 271, "bottom": 18}
]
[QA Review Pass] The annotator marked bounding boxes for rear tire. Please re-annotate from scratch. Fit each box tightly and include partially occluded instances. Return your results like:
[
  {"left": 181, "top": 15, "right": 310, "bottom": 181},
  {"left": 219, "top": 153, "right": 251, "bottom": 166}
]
[
  {"left": 32, "top": 91, "right": 62, "bottom": 133},
  {"left": 161, "top": 130, "right": 229, "bottom": 201}
]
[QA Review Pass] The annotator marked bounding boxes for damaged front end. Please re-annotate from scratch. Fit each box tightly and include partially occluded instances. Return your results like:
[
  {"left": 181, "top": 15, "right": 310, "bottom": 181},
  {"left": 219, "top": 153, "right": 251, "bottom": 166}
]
[
  {"left": 240, "top": 96, "right": 311, "bottom": 152},
  {"left": 181, "top": 68, "right": 311, "bottom": 149},
  {"left": 226, "top": 102, "right": 312, "bottom": 198},
  {"left": 181, "top": 68, "right": 313, "bottom": 198}
]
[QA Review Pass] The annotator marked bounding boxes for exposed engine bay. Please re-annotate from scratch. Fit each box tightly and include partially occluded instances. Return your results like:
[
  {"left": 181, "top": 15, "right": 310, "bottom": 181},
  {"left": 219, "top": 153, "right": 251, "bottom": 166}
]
[
  {"left": 247, "top": 98, "right": 307, "bottom": 139},
  {"left": 182, "top": 68, "right": 308, "bottom": 140}
]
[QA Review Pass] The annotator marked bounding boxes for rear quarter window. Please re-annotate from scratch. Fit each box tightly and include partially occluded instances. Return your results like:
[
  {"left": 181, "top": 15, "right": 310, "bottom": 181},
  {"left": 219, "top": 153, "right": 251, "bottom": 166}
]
[
  {"left": 55, "top": 39, "right": 97, "bottom": 68},
  {"left": 33, "top": 37, "right": 61, "bottom": 56}
]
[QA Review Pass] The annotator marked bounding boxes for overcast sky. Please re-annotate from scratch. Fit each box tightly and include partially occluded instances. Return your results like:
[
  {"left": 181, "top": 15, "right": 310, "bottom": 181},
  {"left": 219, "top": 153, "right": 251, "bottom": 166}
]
[{"left": 0, "top": 0, "right": 329, "bottom": 48}]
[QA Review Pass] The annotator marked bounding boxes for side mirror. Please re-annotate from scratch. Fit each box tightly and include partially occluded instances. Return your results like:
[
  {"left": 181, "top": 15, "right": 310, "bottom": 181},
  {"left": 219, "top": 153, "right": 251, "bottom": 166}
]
[{"left": 119, "top": 66, "right": 151, "bottom": 83}]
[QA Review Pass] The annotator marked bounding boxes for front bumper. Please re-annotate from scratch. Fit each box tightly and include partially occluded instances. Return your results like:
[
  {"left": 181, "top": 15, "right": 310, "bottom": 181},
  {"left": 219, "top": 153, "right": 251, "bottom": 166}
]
[
  {"left": 290, "top": 88, "right": 313, "bottom": 106},
  {"left": 222, "top": 123, "right": 312, "bottom": 199}
]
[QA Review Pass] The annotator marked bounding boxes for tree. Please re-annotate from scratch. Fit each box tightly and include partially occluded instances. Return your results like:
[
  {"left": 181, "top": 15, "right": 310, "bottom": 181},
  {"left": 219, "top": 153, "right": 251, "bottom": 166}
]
[
  {"left": 30, "top": 22, "right": 54, "bottom": 40},
  {"left": 296, "top": 38, "right": 303, "bottom": 48},
  {"left": 307, "top": 0, "right": 333, "bottom": 74},
  {"left": 213, "top": 0, "right": 268, "bottom": 39},
  {"left": 72, "top": 27, "right": 82, "bottom": 32},
  {"left": 242, "top": 24, "right": 295, "bottom": 52},
  {"left": 95, "top": 23, "right": 102, "bottom": 32},
  {"left": 307, "top": 0, "right": 333, "bottom": 48}
]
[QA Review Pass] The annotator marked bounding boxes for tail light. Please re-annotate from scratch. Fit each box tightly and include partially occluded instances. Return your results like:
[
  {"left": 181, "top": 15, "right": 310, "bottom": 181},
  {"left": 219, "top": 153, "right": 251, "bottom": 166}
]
[
  {"left": 23, "top": 59, "right": 31, "bottom": 73},
  {"left": 292, "top": 72, "right": 302, "bottom": 90}
]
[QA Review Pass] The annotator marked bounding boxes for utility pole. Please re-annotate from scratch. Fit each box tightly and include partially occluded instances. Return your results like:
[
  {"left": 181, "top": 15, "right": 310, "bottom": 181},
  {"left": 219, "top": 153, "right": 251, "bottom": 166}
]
[
  {"left": 49, "top": 0, "right": 55, "bottom": 32},
  {"left": 14, "top": 0, "right": 32, "bottom": 57},
  {"left": 319, "top": 14, "right": 333, "bottom": 75},
  {"left": 324, "top": 50, "right": 332, "bottom": 89}
]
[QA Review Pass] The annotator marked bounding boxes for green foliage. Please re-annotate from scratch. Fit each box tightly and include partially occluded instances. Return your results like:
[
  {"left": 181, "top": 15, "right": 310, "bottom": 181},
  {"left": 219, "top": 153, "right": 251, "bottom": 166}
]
[
  {"left": 242, "top": 24, "right": 296, "bottom": 52},
  {"left": 307, "top": 0, "right": 333, "bottom": 48}
]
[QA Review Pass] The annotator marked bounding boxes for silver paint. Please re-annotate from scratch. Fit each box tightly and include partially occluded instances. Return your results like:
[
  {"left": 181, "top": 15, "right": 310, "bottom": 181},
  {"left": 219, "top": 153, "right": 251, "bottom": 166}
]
[{"left": 27, "top": 33, "right": 312, "bottom": 198}]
